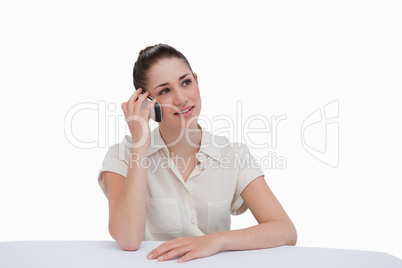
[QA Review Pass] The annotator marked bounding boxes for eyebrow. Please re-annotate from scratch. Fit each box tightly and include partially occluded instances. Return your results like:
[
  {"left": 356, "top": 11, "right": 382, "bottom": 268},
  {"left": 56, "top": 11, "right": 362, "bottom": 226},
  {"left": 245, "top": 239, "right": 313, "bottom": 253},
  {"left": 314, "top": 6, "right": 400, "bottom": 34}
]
[{"left": 153, "top": 73, "right": 190, "bottom": 91}]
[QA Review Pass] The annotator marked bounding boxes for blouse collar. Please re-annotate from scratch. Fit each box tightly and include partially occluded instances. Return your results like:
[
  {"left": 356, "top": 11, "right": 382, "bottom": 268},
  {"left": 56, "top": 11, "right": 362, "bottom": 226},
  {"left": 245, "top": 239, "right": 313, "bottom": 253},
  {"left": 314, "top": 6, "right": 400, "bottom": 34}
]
[{"left": 147, "top": 124, "right": 222, "bottom": 162}]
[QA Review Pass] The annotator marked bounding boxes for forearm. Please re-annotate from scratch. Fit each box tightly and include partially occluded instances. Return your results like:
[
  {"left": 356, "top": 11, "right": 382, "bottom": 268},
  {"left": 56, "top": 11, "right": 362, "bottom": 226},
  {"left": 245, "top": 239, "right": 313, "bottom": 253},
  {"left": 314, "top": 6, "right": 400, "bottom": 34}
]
[
  {"left": 108, "top": 150, "right": 148, "bottom": 250},
  {"left": 217, "top": 220, "right": 297, "bottom": 251}
]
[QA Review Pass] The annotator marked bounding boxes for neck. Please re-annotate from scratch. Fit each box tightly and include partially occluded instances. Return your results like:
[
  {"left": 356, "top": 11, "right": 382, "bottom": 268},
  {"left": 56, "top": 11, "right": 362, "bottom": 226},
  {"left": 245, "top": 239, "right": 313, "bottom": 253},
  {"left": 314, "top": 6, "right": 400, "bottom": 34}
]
[{"left": 159, "top": 123, "right": 202, "bottom": 156}]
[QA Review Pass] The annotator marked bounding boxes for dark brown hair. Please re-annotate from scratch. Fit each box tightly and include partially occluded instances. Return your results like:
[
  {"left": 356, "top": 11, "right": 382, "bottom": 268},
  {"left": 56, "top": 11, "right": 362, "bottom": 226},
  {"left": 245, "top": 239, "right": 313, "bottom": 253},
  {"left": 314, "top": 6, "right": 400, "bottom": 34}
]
[{"left": 133, "top": 44, "right": 194, "bottom": 91}]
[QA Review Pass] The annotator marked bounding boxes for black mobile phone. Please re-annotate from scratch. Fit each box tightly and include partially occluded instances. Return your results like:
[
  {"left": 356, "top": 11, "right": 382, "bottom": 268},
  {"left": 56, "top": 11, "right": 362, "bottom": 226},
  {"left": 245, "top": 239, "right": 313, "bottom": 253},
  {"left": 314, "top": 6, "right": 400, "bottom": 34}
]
[{"left": 138, "top": 94, "right": 162, "bottom": 122}]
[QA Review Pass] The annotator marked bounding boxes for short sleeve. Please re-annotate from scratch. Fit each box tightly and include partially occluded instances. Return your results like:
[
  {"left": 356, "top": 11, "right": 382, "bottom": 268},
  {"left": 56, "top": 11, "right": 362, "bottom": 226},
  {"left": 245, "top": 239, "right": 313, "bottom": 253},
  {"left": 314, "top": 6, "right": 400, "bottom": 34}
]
[
  {"left": 230, "top": 143, "right": 265, "bottom": 215},
  {"left": 97, "top": 139, "right": 130, "bottom": 198}
]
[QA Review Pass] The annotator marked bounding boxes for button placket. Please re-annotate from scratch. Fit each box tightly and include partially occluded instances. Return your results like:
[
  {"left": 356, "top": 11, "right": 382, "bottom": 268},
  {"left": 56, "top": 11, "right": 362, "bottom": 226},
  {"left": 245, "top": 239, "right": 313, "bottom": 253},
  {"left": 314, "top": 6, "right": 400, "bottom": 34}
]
[
  {"left": 161, "top": 148, "right": 188, "bottom": 187},
  {"left": 182, "top": 183, "right": 197, "bottom": 226}
]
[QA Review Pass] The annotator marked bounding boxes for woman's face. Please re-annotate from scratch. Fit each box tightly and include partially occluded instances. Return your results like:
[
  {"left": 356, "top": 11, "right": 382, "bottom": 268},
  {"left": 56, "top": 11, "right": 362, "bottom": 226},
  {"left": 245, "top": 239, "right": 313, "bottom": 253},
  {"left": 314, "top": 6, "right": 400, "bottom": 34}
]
[{"left": 146, "top": 57, "right": 202, "bottom": 130}]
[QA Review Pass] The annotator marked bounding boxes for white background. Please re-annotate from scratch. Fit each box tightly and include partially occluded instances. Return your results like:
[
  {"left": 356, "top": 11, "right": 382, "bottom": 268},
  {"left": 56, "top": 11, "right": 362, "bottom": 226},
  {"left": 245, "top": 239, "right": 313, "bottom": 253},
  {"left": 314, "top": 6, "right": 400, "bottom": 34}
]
[{"left": 0, "top": 0, "right": 401, "bottom": 259}]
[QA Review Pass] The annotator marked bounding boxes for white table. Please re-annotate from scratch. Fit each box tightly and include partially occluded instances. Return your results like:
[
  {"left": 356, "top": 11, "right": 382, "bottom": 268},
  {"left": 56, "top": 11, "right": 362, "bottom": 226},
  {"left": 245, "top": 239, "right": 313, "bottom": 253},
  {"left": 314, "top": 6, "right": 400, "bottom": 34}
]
[{"left": 0, "top": 241, "right": 401, "bottom": 267}]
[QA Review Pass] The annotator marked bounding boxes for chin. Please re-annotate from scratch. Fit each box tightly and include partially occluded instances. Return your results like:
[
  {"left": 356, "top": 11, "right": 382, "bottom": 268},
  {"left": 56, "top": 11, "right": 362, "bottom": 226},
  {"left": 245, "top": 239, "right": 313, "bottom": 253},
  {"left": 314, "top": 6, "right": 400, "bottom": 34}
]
[{"left": 164, "top": 115, "right": 200, "bottom": 130}]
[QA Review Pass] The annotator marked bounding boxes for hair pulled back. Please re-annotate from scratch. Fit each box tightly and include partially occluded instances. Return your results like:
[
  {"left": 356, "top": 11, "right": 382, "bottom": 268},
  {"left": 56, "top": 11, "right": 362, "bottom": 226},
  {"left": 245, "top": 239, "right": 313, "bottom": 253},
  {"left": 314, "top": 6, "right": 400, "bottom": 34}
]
[{"left": 133, "top": 44, "right": 194, "bottom": 90}]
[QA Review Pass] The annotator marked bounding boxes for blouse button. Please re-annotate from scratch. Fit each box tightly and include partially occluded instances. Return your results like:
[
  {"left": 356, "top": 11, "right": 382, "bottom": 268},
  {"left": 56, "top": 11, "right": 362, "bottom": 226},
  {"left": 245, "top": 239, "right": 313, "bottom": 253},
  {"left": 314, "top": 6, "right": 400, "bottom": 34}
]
[{"left": 191, "top": 217, "right": 196, "bottom": 224}]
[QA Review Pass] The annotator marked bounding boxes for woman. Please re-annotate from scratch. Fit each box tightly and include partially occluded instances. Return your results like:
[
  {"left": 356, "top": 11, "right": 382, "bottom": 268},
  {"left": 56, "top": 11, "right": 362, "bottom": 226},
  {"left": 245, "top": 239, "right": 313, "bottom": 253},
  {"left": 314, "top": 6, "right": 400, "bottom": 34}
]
[{"left": 98, "top": 44, "right": 297, "bottom": 263}]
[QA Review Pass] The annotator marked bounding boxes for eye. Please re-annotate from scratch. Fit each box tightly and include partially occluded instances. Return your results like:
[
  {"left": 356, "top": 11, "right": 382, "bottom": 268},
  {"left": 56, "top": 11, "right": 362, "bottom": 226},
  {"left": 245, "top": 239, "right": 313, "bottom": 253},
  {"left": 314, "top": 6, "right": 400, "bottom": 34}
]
[
  {"left": 182, "top": 79, "right": 192, "bottom": 86},
  {"left": 159, "top": 88, "right": 170, "bottom": 95}
]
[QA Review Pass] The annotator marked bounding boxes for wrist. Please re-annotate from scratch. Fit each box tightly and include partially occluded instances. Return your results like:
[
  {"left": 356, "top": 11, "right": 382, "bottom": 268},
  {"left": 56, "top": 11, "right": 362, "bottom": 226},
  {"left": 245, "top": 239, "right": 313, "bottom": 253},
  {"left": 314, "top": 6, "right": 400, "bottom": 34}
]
[
  {"left": 129, "top": 149, "right": 149, "bottom": 169},
  {"left": 210, "top": 230, "right": 229, "bottom": 251}
]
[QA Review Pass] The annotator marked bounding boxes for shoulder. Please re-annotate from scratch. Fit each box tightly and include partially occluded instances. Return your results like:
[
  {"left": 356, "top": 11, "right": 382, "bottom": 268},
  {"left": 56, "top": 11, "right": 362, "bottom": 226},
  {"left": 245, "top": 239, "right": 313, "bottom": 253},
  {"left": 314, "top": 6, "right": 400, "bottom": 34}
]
[
  {"left": 103, "top": 135, "right": 133, "bottom": 164},
  {"left": 206, "top": 130, "right": 255, "bottom": 160},
  {"left": 98, "top": 135, "right": 132, "bottom": 196}
]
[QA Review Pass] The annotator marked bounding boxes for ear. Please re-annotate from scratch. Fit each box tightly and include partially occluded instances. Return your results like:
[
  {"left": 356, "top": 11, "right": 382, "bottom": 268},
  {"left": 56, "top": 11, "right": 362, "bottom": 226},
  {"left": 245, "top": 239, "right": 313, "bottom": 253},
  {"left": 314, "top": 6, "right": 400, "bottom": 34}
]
[{"left": 193, "top": 73, "right": 198, "bottom": 83}]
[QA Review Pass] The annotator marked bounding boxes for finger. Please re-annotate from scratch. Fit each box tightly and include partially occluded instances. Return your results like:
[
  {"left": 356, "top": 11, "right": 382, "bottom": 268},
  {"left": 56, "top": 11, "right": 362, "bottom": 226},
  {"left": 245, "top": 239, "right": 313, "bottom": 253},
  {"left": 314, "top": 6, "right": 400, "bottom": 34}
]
[
  {"left": 147, "top": 245, "right": 166, "bottom": 260},
  {"left": 133, "top": 91, "right": 150, "bottom": 115},
  {"left": 158, "top": 247, "right": 190, "bottom": 262},
  {"left": 121, "top": 102, "right": 128, "bottom": 118},
  {"left": 127, "top": 88, "right": 144, "bottom": 113},
  {"left": 177, "top": 251, "right": 197, "bottom": 263},
  {"left": 148, "top": 239, "right": 179, "bottom": 259},
  {"left": 142, "top": 98, "right": 157, "bottom": 119}
]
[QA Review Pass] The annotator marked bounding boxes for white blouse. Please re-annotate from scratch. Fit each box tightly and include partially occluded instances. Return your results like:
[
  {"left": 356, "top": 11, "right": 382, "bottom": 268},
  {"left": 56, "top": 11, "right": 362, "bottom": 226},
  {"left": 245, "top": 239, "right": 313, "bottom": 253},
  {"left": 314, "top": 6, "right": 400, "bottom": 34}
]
[{"left": 98, "top": 125, "right": 265, "bottom": 241}]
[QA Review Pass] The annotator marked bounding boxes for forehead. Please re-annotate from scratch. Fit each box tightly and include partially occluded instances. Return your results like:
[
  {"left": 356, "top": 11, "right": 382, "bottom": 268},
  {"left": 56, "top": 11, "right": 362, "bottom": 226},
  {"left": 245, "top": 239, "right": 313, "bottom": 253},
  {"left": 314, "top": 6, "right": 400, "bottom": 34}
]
[{"left": 147, "top": 57, "right": 190, "bottom": 85}]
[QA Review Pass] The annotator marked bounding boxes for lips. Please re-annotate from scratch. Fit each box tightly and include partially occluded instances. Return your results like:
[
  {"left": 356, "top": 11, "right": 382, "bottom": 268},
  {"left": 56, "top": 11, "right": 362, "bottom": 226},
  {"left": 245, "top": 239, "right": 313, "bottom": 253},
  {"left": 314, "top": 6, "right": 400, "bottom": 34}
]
[{"left": 174, "top": 106, "right": 194, "bottom": 115}]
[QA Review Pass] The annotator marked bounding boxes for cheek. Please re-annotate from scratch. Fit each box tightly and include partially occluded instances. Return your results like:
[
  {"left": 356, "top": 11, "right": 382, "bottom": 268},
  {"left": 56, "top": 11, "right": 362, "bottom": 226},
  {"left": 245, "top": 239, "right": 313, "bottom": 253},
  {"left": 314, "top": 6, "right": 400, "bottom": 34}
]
[
  {"left": 191, "top": 85, "right": 201, "bottom": 99},
  {"left": 196, "top": 90, "right": 202, "bottom": 104},
  {"left": 157, "top": 99, "right": 176, "bottom": 115}
]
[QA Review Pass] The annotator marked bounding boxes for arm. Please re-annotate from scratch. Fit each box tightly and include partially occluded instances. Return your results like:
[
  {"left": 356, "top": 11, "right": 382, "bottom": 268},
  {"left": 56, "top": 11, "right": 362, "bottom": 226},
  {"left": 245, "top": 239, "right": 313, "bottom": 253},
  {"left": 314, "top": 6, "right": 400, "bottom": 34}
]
[
  {"left": 105, "top": 150, "right": 148, "bottom": 251},
  {"left": 107, "top": 89, "right": 157, "bottom": 251},
  {"left": 218, "top": 175, "right": 297, "bottom": 251},
  {"left": 147, "top": 176, "right": 297, "bottom": 262}
]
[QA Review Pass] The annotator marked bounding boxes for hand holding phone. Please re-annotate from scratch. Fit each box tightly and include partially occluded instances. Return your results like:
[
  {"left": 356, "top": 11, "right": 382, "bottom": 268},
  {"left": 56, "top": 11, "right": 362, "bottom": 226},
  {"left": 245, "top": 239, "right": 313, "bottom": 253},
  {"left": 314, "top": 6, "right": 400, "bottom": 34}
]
[
  {"left": 122, "top": 89, "right": 160, "bottom": 151},
  {"left": 138, "top": 93, "right": 162, "bottom": 122}
]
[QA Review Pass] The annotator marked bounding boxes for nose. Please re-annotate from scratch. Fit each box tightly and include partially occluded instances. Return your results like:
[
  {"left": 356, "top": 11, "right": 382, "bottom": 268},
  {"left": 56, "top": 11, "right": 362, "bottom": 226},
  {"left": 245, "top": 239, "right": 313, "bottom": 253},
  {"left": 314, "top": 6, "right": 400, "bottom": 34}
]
[{"left": 173, "top": 88, "right": 188, "bottom": 107}]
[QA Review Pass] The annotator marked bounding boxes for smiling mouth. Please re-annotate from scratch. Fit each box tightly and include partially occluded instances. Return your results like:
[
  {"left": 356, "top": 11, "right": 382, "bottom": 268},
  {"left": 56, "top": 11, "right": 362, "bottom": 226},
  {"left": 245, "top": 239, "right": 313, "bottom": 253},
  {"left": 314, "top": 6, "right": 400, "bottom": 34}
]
[{"left": 174, "top": 106, "right": 194, "bottom": 115}]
